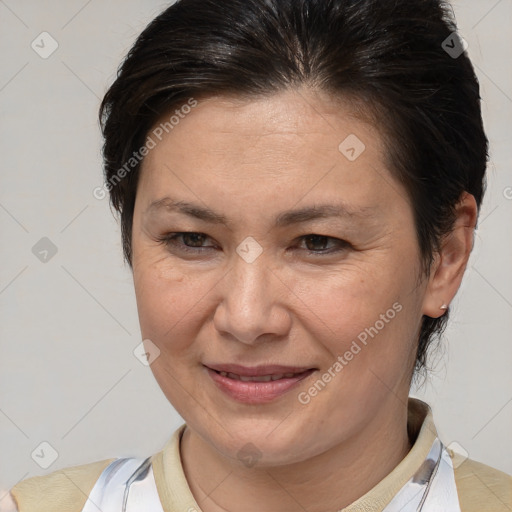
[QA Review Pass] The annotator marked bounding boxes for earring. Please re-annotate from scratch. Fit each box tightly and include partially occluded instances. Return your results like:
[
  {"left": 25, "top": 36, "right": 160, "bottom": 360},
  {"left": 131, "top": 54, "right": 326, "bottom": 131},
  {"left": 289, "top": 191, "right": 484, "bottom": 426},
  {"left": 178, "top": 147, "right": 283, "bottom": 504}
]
[{"left": 440, "top": 304, "right": 448, "bottom": 310}]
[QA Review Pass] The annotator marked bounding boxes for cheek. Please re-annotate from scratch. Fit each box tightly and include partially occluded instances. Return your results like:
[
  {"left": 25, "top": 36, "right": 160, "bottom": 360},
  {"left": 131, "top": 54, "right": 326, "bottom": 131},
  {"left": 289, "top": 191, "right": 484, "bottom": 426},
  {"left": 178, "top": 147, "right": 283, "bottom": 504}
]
[
  {"left": 290, "top": 259, "right": 409, "bottom": 336},
  {"left": 293, "top": 274, "right": 420, "bottom": 436},
  {"left": 292, "top": 254, "right": 422, "bottom": 381},
  {"left": 132, "top": 258, "right": 213, "bottom": 410},
  {"left": 133, "top": 255, "right": 202, "bottom": 355}
]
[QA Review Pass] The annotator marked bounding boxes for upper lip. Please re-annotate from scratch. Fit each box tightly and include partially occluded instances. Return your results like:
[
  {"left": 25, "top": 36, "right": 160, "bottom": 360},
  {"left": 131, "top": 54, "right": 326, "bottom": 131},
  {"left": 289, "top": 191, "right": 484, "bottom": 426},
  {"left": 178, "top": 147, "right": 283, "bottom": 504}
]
[{"left": 204, "top": 363, "right": 315, "bottom": 376}]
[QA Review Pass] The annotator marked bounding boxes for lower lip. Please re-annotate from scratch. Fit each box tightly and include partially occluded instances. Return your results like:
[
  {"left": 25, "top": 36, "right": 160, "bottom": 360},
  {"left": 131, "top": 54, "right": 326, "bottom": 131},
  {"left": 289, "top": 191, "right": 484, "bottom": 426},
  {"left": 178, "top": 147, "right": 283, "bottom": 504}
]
[{"left": 205, "top": 367, "right": 315, "bottom": 404}]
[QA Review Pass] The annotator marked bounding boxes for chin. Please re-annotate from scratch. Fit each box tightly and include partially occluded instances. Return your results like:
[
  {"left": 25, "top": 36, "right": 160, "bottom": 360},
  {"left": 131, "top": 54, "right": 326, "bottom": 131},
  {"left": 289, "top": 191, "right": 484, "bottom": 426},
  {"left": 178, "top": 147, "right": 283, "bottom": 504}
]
[{"left": 198, "top": 417, "right": 326, "bottom": 468}]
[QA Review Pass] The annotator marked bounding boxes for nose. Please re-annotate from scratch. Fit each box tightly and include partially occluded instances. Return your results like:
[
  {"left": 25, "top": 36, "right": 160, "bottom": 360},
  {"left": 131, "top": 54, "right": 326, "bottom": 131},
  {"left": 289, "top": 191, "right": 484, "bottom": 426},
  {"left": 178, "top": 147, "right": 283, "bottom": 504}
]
[{"left": 213, "top": 252, "right": 292, "bottom": 345}]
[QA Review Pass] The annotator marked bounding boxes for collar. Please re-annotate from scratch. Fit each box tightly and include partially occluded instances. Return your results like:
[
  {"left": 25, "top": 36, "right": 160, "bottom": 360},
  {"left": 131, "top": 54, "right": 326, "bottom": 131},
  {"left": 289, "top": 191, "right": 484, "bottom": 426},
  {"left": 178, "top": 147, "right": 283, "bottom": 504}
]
[{"left": 342, "top": 397, "right": 439, "bottom": 511}]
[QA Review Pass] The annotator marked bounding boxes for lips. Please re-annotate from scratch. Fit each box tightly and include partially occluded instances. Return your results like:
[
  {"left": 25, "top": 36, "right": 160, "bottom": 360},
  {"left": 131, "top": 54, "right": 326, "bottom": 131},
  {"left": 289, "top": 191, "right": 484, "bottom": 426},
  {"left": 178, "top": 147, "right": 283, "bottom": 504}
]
[
  {"left": 206, "top": 363, "right": 313, "bottom": 375},
  {"left": 204, "top": 363, "right": 316, "bottom": 403}
]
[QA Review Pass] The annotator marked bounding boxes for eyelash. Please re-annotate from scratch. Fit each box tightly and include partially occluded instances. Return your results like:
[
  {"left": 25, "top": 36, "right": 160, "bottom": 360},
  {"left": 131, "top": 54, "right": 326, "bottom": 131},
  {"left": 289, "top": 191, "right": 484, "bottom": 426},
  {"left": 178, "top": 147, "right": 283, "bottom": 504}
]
[{"left": 157, "top": 232, "right": 351, "bottom": 257}]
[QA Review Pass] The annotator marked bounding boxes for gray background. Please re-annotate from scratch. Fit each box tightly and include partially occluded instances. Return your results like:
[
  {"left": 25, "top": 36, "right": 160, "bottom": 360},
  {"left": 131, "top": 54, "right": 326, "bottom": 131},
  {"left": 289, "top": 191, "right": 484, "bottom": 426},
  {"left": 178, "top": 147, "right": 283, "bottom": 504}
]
[{"left": 1, "top": 0, "right": 511, "bottom": 501}]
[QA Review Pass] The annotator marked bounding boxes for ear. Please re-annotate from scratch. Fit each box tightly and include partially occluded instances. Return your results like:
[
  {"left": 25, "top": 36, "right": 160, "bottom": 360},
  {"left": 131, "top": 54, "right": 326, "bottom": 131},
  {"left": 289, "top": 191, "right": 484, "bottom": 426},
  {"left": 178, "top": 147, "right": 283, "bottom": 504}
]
[{"left": 422, "top": 192, "right": 478, "bottom": 318}]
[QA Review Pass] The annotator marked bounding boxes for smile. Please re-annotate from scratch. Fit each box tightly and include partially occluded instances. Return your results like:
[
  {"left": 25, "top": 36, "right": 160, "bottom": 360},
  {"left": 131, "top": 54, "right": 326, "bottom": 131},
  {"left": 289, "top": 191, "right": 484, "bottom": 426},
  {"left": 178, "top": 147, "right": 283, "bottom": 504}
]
[
  {"left": 204, "top": 364, "right": 316, "bottom": 404},
  {"left": 216, "top": 371, "right": 302, "bottom": 382}
]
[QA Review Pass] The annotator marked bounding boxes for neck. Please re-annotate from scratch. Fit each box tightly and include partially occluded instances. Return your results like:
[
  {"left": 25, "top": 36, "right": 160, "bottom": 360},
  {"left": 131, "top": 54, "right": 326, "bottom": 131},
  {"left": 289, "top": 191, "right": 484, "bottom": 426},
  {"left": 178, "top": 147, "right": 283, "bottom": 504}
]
[{"left": 180, "top": 400, "right": 413, "bottom": 512}]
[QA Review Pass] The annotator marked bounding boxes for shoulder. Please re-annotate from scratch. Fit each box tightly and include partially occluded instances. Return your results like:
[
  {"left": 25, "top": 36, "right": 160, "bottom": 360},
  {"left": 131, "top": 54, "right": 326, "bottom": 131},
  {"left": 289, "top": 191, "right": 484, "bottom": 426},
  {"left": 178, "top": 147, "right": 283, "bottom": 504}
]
[
  {"left": 452, "top": 453, "right": 512, "bottom": 512},
  {"left": 8, "top": 458, "right": 116, "bottom": 512}
]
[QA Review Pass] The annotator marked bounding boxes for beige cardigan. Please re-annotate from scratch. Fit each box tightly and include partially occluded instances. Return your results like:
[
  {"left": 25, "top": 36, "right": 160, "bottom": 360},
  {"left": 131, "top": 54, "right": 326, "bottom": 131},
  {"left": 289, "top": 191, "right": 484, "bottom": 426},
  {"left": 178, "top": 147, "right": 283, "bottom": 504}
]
[{"left": 9, "top": 398, "right": 512, "bottom": 511}]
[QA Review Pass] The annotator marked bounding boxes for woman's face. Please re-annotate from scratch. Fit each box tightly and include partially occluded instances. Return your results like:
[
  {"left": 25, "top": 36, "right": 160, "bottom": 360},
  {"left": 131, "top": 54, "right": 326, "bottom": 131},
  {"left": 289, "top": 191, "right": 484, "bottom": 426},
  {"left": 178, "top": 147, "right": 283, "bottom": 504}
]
[{"left": 131, "top": 88, "right": 430, "bottom": 466}]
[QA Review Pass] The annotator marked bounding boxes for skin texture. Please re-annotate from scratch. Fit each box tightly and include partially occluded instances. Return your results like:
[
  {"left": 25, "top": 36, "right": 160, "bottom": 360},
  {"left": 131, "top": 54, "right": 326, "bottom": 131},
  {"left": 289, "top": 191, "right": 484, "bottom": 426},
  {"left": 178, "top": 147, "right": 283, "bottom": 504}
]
[
  {"left": 1, "top": 490, "right": 17, "bottom": 512},
  {"left": 131, "top": 88, "right": 477, "bottom": 512}
]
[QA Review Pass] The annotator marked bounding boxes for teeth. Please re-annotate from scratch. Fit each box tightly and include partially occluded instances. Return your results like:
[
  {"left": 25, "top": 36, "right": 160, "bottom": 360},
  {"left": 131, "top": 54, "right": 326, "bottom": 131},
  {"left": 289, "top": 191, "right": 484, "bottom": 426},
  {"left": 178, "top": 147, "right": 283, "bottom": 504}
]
[
  {"left": 245, "top": 375, "right": 272, "bottom": 382},
  {"left": 216, "top": 371, "right": 302, "bottom": 382}
]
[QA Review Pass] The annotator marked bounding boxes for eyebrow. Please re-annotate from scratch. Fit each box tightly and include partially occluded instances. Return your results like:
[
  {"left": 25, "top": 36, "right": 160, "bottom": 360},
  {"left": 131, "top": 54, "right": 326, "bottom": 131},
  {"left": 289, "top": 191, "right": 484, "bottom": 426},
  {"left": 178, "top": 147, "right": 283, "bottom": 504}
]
[{"left": 145, "top": 197, "right": 375, "bottom": 228}]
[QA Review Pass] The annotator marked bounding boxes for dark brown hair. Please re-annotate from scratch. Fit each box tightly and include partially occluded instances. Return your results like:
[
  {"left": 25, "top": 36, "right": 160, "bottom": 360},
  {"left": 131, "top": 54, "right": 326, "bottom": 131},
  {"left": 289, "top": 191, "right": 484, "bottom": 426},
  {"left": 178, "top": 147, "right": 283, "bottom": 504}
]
[{"left": 99, "top": 0, "right": 488, "bottom": 377}]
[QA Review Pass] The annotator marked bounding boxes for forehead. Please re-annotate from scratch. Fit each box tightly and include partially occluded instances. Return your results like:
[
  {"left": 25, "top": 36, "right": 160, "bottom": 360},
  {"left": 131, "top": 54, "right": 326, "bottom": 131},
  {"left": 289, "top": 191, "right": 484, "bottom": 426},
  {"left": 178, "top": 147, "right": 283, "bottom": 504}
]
[
  {"left": 148, "top": 89, "right": 377, "bottom": 153},
  {"left": 137, "top": 88, "right": 410, "bottom": 223}
]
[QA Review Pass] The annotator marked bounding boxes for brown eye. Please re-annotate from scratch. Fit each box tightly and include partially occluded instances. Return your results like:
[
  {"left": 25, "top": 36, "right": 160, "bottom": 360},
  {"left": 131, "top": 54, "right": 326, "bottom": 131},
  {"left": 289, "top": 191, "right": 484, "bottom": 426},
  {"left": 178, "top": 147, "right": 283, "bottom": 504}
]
[
  {"left": 159, "top": 232, "right": 216, "bottom": 253},
  {"left": 158, "top": 232, "right": 350, "bottom": 258},
  {"left": 298, "top": 235, "right": 351, "bottom": 255},
  {"left": 178, "top": 232, "right": 209, "bottom": 247}
]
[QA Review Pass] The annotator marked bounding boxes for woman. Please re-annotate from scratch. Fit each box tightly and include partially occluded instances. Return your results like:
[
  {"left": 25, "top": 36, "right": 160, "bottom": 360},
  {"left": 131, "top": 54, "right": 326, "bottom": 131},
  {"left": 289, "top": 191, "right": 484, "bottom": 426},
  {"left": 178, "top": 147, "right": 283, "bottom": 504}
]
[{"left": 7, "top": 0, "right": 511, "bottom": 510}]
